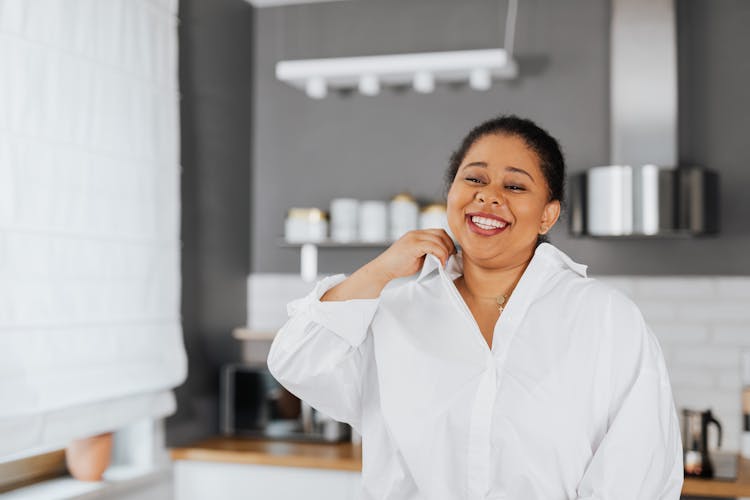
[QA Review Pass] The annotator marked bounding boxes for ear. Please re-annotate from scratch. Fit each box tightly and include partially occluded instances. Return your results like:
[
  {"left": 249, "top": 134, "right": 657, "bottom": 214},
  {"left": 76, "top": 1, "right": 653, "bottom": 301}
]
[{"left": 539, "top": 200, "right": 561, "bottom": 235}]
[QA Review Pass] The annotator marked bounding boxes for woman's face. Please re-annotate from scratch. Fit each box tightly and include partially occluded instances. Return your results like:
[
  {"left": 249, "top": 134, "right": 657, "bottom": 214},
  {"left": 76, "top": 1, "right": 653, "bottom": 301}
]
[{"left": 446, "top": 133, "right": 561, "bottom": 266}]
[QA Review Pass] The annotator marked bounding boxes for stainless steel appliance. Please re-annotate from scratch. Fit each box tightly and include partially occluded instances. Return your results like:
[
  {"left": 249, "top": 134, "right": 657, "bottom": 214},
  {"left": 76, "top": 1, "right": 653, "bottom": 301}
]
[
  {"left": 569, "top": 165, "right": 719, "bottom": 237},
  {"left": 220, "top": 363, "right": 350, "bottom": 442},
  {"left": 683, "top": 408, "right": 723, "bottom": 478},
  {"left": 569, "top": 0, "right": 720, "bottom": 238}
]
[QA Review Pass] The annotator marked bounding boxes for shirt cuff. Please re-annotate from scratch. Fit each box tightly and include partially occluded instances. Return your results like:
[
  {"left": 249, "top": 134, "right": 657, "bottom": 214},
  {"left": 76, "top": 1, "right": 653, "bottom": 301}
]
[{"left": 286, "top": 274, "right": 381, "bottom": 348}]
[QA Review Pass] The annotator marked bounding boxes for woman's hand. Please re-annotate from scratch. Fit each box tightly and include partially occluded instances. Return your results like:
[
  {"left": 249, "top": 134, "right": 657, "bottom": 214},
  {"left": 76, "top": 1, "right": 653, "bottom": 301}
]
[
  {"left": 321, "top": 229, "right": 456, "bottom": 301},
  {"left": 367, "top": 229, "right": 456, "bottom": 281}
]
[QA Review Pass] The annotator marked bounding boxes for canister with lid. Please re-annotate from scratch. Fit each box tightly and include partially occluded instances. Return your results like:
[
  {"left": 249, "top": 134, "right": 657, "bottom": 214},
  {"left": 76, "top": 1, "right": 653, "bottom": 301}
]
[
  {"left": 389, "top": 193, "right": 418, "bottom": 240},
  {"left": 330, "top": 198, "right": 359, "bottom": 243},
  {"left": 358, "top": 200, "right": 388, "bottom": 242},
  {"left": 284, "top": 208, "right": 328, "bottom": 243},
  {"left": 419, "top": 203, "right": 450, "bottom": 233}
]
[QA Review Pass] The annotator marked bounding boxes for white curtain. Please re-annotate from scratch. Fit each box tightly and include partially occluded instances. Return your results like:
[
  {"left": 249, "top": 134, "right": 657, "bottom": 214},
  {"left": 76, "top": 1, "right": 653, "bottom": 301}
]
[{"left": 0, "top": 0, "right": 186, "bottom": 458}]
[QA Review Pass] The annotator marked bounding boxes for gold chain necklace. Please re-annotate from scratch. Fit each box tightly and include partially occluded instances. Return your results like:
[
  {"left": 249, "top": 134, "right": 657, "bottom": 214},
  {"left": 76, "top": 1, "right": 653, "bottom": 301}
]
[{"left": 458, "top": 278, "right": 514, "bottom": 313}]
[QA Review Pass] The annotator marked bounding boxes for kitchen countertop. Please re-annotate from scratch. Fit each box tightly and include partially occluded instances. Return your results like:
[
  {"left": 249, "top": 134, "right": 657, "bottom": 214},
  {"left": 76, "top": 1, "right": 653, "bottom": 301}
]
[
  {"left": 683, "top": 454, "right": 750, "bottom": 498},
  {"left": 170, "top": 437, "right": 361, "bottom": 472},
  {"left": 171, "top": 437, "right": 750, "bottom": 497}
]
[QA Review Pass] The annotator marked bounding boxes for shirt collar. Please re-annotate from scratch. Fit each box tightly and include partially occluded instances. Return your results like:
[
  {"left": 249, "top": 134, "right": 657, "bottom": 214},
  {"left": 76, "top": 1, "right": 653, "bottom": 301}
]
[
  {"left": 535, "top": 242, "right": 588, "bottom": 277},
  {"left": 416, "top": 242, "right": 587, "bottom": 282},
  {"left": 417, "top": 253, "right": 458, "bottom": 282}
]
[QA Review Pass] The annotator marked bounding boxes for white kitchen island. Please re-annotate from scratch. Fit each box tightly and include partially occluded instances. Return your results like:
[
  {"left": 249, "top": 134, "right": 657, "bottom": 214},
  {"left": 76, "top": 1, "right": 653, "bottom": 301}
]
[{"left": 171, "top": 437, "right": 361, "bottom": 500}]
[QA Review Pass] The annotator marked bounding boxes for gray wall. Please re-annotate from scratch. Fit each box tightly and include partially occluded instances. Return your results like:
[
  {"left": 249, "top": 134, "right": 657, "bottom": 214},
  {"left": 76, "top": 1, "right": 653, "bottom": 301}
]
[
  {"left": 252, "top": 0, "right": 750, "bottom": 276},
  {"left": 169, "top": 0, "right": 253, "bottom": 445}
]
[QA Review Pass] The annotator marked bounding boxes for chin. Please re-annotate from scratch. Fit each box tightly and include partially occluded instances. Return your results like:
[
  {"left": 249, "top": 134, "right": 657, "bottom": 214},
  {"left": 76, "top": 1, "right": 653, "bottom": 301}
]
[{"left": 460, "top": 236, "right": 537, "bottom": 264}]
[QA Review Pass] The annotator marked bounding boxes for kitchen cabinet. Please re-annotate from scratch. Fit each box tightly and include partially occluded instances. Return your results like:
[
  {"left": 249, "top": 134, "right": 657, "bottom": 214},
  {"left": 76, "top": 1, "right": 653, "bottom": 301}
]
[
  {"left": 173, "top": 461, "right": 360, "bottom": 500},
  {"left": 171, "top": 437, "right": 361, "bottom": 500}
]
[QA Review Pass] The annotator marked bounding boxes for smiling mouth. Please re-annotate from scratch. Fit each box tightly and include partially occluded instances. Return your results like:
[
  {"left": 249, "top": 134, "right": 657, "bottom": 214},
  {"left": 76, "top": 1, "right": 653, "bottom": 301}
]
[{"left": 466, "top": 214, "right": 510, "bottom": 235}]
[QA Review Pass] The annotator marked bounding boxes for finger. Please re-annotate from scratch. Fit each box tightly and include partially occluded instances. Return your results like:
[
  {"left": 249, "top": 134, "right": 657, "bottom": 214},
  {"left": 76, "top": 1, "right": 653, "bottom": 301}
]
[
  {"left": 419, "top": 231, "right": 455, "bottom": 257},
  {"left": 416, "top": 232, "right": 451, "bottom": 256},
  {"left": 418, "top": 241, "right": 452, "bottom": 267},
  {"left": 424, "top": 228, "right": 455, "bottom": 250},
  {"left": 439, "top": 231, "right": 457, "bottom": 255}
]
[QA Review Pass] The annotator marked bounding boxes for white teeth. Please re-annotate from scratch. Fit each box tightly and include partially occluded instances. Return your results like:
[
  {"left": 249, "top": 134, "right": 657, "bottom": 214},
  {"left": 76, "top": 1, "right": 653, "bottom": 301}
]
[{"left": 471, "top": 215, "right": 507, "bottom": 230}]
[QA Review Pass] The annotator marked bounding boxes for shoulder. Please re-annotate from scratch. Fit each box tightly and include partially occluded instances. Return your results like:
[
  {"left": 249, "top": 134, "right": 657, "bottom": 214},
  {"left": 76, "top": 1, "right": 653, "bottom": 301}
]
[
  {"left": 577, "top": 278, "right": 663, "bottom": 368},
  {"left": 542, "top": 266, "right": 635, "bottom": 317},
  {"left": 545, "top": 269, "right": 655, "bottom": 347},
  {"left": 533, "top": 244, "right": 637, "bottom": 318},
  {"left": 555, "top": 273, "right": 647, "bottom": 330}
]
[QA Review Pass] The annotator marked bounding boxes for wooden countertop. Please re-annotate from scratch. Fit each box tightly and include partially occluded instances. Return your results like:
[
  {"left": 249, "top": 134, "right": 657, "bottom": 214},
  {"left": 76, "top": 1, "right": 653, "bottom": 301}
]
[
  {"left": 172, "top": 438, "right": 750, "bottom": 497},
  {"left": 682, "top": 455, "right": 750, "bottom": 498},
  {"left": 170, "top": 437, "right": 361, "bottom": 472}
]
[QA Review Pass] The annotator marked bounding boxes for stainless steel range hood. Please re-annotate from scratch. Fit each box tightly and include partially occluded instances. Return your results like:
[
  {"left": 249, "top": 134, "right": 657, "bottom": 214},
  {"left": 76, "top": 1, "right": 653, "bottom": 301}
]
[{"left": 569, "top": 0, "right": 719, "bottom": 237}]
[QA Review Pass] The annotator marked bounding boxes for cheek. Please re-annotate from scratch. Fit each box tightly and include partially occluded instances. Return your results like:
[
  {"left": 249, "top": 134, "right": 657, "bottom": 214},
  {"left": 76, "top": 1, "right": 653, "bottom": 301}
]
[
  {"left": 446, "top": 185, "right": 466, "bottom": 231},
  {"left": 446, "top": 186, "right": 457, "bottom": 208},
  {"left": 446, "top": 181, "right": 472, "bottom": 205},
  {"left": 446, "top": 185, "right": 467, "bottom": 216},
  {"left": 514, "top": 199, "right": 547, "bottom": 224}
]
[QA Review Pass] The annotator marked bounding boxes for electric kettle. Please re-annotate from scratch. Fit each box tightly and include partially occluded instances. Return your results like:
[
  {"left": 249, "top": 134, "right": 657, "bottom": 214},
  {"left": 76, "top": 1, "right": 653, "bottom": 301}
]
[{"left": 682, "top": 408, "right": 722, "bottom": 478}]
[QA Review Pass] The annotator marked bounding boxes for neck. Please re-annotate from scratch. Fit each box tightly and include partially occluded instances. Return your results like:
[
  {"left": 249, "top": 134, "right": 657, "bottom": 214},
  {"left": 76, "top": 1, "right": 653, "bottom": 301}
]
[{"left": 458, "top": 249, "right": 533, "bottom": 301}]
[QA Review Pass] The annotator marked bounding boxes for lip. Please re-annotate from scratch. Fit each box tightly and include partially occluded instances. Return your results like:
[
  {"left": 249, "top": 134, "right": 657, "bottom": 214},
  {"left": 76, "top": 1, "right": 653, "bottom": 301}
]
[{"left": 465, "top": 212, "right": 510, "bottom": 236}]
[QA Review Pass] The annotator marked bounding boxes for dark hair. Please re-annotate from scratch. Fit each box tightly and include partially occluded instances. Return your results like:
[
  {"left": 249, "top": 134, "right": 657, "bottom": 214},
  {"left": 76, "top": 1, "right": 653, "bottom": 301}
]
[{"left": 444, "top": 115, "right": 566, "bottom": 245}]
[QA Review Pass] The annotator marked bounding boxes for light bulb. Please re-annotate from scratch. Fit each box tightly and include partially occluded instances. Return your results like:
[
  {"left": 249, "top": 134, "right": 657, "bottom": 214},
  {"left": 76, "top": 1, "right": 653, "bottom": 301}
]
[
  {"left": 358, "top": 74, "right": 380, "bottom": 96},
  {"left": 469, "top": 68, "right": 492, "bottom": 91},
  {"left": 413, "top": 72, "right": 435, "bottom": 94},
  {"left": 305, "top": 77, "right": 327, "bottom": 99}
]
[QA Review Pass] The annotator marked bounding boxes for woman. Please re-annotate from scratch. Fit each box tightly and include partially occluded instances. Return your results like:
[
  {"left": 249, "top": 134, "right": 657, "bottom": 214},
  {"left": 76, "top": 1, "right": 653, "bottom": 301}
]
[{"left": 268, "top": 116, "right": 683, "bottom": 499}]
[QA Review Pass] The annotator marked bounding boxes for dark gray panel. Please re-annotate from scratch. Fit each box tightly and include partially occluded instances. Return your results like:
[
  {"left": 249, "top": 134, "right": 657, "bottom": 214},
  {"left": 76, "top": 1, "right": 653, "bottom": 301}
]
[
  {"left": 555, "top": 0, "right": 750, "bottom": 276},
  {"left": 252, "top": 0, "right": 613, "bottom": 274},
  {"left": 252, "top": 0, "right": 750, "bottom": 275},
  {"left": 170, "top": 0, "right": 253, "bottom": 446}
]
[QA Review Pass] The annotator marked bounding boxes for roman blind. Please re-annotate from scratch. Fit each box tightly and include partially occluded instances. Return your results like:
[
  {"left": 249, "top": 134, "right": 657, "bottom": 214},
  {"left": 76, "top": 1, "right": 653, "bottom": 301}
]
[{"left": 0, "top": 0, "right": 186, "bottom": 458}]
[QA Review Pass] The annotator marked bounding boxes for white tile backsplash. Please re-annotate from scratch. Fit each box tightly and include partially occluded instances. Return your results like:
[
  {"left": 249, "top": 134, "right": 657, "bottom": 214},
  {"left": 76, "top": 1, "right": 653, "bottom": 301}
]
[
  {"left": 248, "top": 273, "right": 750, "bottom": 451},
  {"left": 247, "top": 274, "right": 324, "bottom": 331},
  {"left": 647, "top": 323, "right": 710, "bottom": 344},
  {"left": 713, "top": 324, "right": 750, "bottom": 346}
]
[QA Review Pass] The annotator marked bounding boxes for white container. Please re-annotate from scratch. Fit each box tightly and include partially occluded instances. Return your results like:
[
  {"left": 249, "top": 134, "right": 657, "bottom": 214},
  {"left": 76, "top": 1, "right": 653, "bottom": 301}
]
[
  {"left": 330, "top": 198, "right": 359, "bottom": 243},
  {"left": 586, "top": 165, "right": 634, "bottom": 236},
  {"left": 358, "top": 200, "right": 388, "bottom": 242},
  {"left": 389, "top": 193, "right": 418, "bottom": 240},
  {"left": 284, "top": 208, "right": 328, "bottom": 243},
  {"left": 419, "top": 203, "right": 449, "bottom": 232}
]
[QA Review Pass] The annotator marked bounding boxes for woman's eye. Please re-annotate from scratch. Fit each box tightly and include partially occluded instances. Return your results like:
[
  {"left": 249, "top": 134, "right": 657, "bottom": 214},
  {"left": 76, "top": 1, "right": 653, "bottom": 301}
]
[
  {"left": 465, "top": 177, "right": 483, "bottom": 184},
  {"left": 506, "top": 185, "right": 525, "bottom": 191}
]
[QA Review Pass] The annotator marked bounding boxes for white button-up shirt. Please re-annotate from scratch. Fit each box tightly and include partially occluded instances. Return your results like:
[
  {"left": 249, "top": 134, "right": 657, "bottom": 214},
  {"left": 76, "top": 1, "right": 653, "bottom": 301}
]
[{"left": 268, "top": 243, "right": 683, "bottom": 499}]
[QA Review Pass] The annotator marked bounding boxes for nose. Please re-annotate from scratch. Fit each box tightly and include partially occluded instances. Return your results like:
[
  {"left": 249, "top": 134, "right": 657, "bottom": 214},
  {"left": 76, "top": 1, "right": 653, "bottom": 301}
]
[{"left": 476, "top": 188, "right": 504, "bottom": 206}]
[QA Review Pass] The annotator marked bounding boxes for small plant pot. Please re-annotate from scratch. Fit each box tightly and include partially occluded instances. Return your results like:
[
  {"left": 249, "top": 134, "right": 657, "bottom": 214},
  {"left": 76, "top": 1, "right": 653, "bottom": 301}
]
[{"left": 65, "top": 432, "right": 113, "bottom": 482}]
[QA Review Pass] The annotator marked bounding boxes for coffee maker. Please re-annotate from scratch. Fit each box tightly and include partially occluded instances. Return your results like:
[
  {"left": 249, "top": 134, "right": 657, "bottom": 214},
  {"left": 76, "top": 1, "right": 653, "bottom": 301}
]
[
  {"left": 220, "top": 363, "right": 351, "bottom": 442},
  {"left": 682, "top": 408, "right": 722, "bottom": 478}
]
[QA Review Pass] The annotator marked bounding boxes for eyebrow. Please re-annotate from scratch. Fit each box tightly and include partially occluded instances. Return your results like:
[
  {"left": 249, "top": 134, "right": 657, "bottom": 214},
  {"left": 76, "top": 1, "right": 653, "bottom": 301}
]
[{"left": 462, "top": 162, "right": 536, "bottom": 183}]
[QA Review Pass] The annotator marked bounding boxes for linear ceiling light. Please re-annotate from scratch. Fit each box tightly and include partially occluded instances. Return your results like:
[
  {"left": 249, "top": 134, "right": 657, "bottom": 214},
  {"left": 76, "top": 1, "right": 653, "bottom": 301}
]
[{"left": 275, "top": 0, "right": 519, "bottom": 98}]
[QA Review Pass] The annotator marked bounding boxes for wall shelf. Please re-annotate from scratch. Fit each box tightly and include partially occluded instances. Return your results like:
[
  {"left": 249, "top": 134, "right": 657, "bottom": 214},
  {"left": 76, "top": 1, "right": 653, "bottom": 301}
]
[
  {"left": 279, "top": 239, "right": 393, "bottom": 248},
  {"left": 279, "top": 239, "right": 391, "bottom": 281}
]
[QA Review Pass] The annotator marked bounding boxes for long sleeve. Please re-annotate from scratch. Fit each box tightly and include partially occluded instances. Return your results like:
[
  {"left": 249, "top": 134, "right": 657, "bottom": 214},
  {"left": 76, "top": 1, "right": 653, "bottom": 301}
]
[
  {"left": 576, "top": 295, "right": 684, "bottom": 500},
  {"left": 267, "top": 274, "right": 380, "bottom": 431}
]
